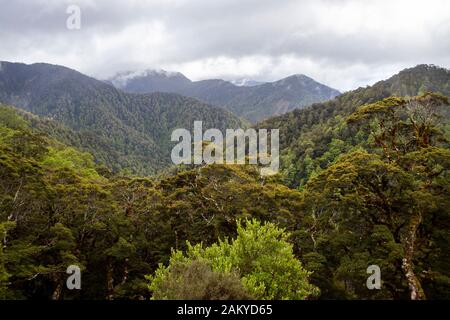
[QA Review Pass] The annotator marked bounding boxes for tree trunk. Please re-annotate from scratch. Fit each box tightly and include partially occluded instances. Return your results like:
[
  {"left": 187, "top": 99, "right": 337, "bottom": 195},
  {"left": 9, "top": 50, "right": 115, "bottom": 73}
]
[
  {"left": 401, "top": 213, "right": 426, "bottom": 300},
  {"left": 121, "top": 258, "right": 129, "bottom": 286},
  {"left": 106, "top": 258, "right": 115, "bottom": 300},
  {"left": 51, "top": 276, "right": 63, "bottom": 300}
]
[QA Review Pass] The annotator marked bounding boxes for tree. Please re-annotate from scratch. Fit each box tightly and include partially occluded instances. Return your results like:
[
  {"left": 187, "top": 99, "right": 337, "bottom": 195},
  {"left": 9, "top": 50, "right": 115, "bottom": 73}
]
[
  {"left": 148, "top": 259, "right": 251, "bottom": 300},
  {"left": 295, "top": 94, "right": 450, "bottom": 299},
  {"left": 148, "top": 219, "right": 318, "bottom": 300},
  {"left": 299, "top": 151, "right": 413, "bottom": 299},
  {"left": 347, "top": 93, "right": 449, "bottom": 158},
  {"left": 346, "top": 93, "right": 450, "bottom": 299},
  {"left": 0, "top": 222, "right": 15, "bottom": 299}
]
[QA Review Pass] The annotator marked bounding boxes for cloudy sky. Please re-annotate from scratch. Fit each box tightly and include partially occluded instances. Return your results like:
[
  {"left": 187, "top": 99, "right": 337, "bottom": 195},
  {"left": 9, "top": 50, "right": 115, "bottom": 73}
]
[{"left": 0, "top": 0, "right": 449, "bottom": 91}]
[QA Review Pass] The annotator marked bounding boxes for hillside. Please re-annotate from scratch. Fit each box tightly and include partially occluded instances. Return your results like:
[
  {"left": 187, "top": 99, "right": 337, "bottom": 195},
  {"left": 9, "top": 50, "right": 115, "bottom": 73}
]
[
  {"left": 2, "top": 89, "right": 449, "bottom": 300},
  {"left": 108, "top": 70, "right": 340, "bottom": 123},
  {"left": 0, "top": 105, "right": 314, "bottom": 299},
  {"left": 0, "top": 62, "right": 246, "bottom": 175},
  {"left": 257, "top": 64, "right": 450, "bottom": 187}
]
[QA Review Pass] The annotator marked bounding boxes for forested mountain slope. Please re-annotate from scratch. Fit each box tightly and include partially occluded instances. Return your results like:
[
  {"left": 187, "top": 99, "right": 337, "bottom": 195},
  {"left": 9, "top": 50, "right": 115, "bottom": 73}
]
[
  {"left": 257, "top": 64, "right": 450, "bottom": 187},
  {"left": 2, "top": 90, "right": 449, "bottom": 300},
  {"left": 109, "top": 70, "right": 340, "bottom": 123},
  {"left": 0, "top": 105, "right": 314, "bottom": 299},
  {"left": 0, "top": 62, "right": 245, "bottom": 175}
]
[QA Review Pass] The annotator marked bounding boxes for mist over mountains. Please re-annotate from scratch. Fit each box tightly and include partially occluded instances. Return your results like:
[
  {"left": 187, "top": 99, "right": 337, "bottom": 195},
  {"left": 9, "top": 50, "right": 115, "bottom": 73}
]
[{"left": 230, "top": 79, "right": 266, "bottom": 87}]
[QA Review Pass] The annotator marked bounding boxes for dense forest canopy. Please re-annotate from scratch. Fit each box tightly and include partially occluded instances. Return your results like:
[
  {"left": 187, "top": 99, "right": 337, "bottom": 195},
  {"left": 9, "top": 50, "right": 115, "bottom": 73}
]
[
  {"left": 258, "top": 64, "right": 450, "bottom": 188},
  {"left": 0, "top": 64, "right": 450, "bottom": 300}
]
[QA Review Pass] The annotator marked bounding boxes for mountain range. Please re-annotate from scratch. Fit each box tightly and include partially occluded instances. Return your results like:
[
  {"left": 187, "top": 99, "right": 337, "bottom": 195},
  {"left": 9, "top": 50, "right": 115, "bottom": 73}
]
[
  {"left": 0, "top": 62, "right": 449, "bottom": 178},
  {"left": 107, "top": 70, "right": 341, "bottom": 123},
  {"left": 0, "top": 61, "right": 245, "bottom": 175}
]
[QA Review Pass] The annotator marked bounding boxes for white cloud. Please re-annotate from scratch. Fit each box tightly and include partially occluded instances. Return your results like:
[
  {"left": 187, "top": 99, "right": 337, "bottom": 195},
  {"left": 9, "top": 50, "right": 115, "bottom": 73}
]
[{"left": 0, "top": 0, "right": 449, "bottom": 90}]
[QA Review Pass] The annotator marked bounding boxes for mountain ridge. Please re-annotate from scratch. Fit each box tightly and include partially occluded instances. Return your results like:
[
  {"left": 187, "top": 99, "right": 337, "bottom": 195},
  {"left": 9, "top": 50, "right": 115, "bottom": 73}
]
[
  {"left": 0, "top": 61, "right": 246, "bottom": 175},
  {"left": 257, "top": 63, "right": 450, "bottom": 187},
  {"left": 107, "top": 69, "right": 341, "bottom": 123}
]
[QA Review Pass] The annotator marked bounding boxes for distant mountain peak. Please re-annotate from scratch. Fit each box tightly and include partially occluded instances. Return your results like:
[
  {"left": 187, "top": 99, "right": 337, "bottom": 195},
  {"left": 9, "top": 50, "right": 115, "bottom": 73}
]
[
  {"left": 397, "top": 64, "right": 450, "bottom": 76},
  {"left": 287, "top": 74, "right": 310, "bottom": 79},
  {"left": 115, "top": 68, "right": 186, "bottom": 78},
  {"left": 274, "top": 74, "right": 314, "bottom": 85},
  {"left": 106, "top": 68, "right": 341, "bottom": 122}
]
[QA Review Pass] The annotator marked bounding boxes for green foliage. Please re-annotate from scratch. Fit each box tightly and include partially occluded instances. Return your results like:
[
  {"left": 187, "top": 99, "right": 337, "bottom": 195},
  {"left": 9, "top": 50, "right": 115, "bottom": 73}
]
[
  {"left": 0, "top": 62, "right": 246, "bottom": 176},
  {"left": 1, "top": 67, "right": 450, "bottom": 301},
  {"left": 1, "top": 107, "right": 310, "bottom": 299},
  {"left": 348, "top": 93, "right": 449, "bottom": 156},
  {"left": 147, "top": 259, "right": 251, "bottom": 300},
  {"left": 293, "top": 93, "right": 450, "bottom": 299},
  {"left": 0, "top": 222, "right": 15, "bottom": 299},
  {"left": 0, "top": 105, "right": 28, "bottom": 133},
  {"left": 258, "top": 65, "right": 450, "bottom": 188},
  {"left": 42, "top": 147, "right": 101, "bottom": 180},
  {"left": 148, "top": 219, "right": 318, "bottom": 300}
]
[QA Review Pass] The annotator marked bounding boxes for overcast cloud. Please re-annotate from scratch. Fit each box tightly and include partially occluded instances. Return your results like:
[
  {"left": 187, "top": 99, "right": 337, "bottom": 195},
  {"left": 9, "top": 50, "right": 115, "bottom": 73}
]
[{"left": 0, "top": 0, "right": 449, "bottom": 91}]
